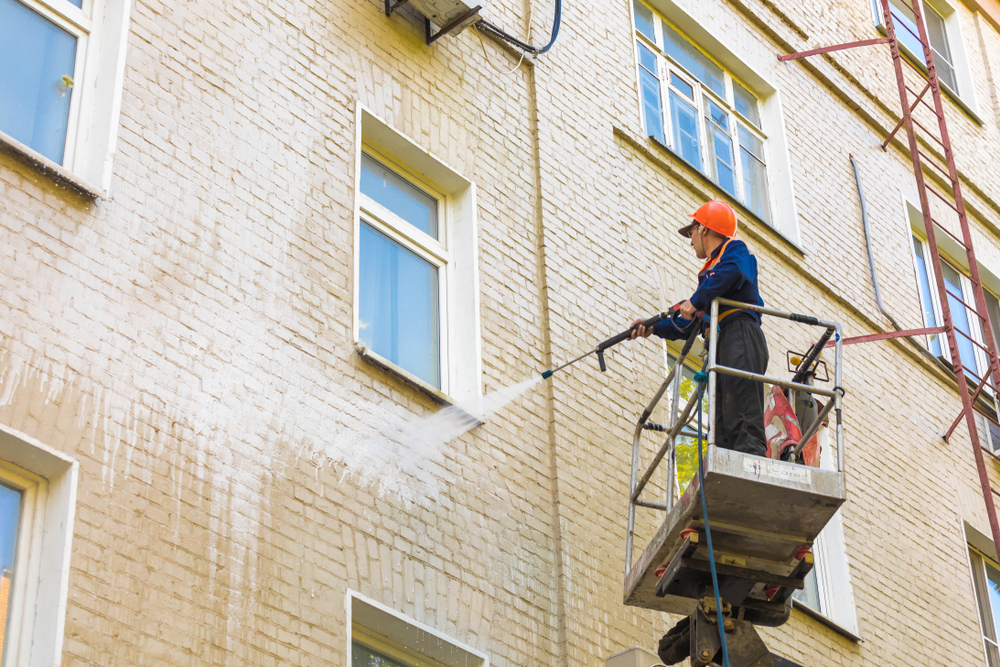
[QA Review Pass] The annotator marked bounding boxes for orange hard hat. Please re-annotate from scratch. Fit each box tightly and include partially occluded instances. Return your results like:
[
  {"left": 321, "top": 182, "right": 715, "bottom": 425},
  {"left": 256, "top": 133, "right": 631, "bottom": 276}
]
[{"left": 678, "top": 200, "right": 737, "bottom": 238}]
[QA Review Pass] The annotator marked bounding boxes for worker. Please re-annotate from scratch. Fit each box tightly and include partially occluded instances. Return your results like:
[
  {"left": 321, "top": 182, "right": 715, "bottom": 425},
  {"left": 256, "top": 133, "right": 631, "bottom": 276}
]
[{"left": 630, "top": 201, "right": 768, "bottom": 457}]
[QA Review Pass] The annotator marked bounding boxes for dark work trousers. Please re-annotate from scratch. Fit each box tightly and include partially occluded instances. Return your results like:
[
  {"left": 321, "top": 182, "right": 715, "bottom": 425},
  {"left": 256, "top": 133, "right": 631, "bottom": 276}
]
[{"left": 713, "top": 314, "right": 769, "bottom": 456}]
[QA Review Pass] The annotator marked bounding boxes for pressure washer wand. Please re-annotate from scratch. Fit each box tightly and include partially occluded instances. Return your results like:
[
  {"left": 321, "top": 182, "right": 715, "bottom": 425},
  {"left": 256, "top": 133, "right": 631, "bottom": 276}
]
[{"left": 540, "top": 310, "right": 671, "bottom": 380}]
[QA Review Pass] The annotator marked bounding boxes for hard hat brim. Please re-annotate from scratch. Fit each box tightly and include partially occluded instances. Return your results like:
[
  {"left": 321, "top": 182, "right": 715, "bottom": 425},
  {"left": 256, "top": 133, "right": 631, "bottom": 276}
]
[{"left": 678, "top": 217, "right": 698, "bottom": 238}]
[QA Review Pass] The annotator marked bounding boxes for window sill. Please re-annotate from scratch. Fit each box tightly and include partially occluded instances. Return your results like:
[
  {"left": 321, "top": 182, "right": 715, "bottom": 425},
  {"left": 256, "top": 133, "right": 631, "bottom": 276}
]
[
  {"left": 792, "top": 600, "right": 863, "bottom": 642},
  {"left": 356, "top": 343, "right": 458, "bottom": 408},
  {"left": 0, "top": 130, "right": 105, "bottom": 199},
  {"left": 612, "top": 125, "right": 806, "bottom": 259}
]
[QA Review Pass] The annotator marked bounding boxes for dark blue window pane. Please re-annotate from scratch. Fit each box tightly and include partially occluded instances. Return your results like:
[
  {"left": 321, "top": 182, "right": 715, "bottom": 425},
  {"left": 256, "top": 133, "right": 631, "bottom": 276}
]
[
  {"left": 359, "top": 222, "right": 440, "bottom": 388},
  {"left": 360, "top": 153, "right": 438, "bottom": 238},
  {"left": 0, "top": 0, "right": 77, "bottom": 164}
]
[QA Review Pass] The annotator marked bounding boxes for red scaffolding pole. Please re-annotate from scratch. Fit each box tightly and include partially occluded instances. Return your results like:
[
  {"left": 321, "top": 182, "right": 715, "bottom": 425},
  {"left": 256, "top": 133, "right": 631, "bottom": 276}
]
[{"left": 781, "top": 1, "right": 1000, "bottom": 552}]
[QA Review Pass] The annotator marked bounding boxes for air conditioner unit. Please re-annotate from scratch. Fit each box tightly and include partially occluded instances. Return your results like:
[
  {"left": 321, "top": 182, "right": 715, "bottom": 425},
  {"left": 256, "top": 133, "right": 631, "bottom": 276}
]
[
  {"left": 384, "top": 0, "right": 483, "bottom": 44},
  {"left": 606, "top": 647, "right": 664, "bottom": 667}
]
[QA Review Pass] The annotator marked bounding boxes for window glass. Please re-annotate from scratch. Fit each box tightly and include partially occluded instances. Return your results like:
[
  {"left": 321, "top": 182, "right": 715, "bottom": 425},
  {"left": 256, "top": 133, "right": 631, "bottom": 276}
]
[
  {"left": 633, "top": 0, "right": 655, "bottom": 43},
  {"left": 359, "top": 223, "right": 441, "bottom": 388},
  {"left": 705, "top": 98, "right": 736, "bottom": 197},
  {"left": 889, "top": 0, "right": 925, "bottom": 60},
  {"left": 924, "top": 5, "right": 957, "bottom": 91},
  {"left": 912, "top": 236, "right": 943, "bottom": 356},
  {"left": 670, "top": 91, "right": 702, "bottom": 171},
  {"left": 985, "top": 290, "right": 1000, "bottom": 356},
  {"left": 942, "top": 262, "right": 981, "bottom": 378},
  {"left": 638, "top": 43, "right": 665, "bottom": 143},
  {"left": 0, "top": 481, "right": 20, "bottom": 662},
  {"left": 669, "top": 73, "right": 693, "bottom": 99},
  {"left": 0, "top": 0, "right": 78, "bottom": 164},
  {"left": 738, "top": 125, "right": 770, "bottom": 222},
  {"left": 733, "top": 81, "right": 761, "bottom": 128},
  {"left": 353, "top": 643, "right": 410, "bottom": 667},
  {"left": 360, "top": 153, "right": 438, "bottom": 238},
  {"left": 662, "top": 23, "right": 726, "bottom": 98},
  {"left": 793, "top": 567, "right": 822, "bottom": 612},
  {"left": 987, "top": 561, "right": 1000, "bottom": 651}
]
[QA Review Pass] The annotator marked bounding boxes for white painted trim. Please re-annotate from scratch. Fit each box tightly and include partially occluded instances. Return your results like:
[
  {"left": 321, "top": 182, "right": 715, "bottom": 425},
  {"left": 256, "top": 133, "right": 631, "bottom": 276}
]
[
  {"left": 353, "top": 104, "right": 483, "bottom": 402},
  {"left": 346, "top": 590, "right": 490, "bottom": 667},
  {"left": 0, "top": 424, "right": 78, "bottom": 667}
]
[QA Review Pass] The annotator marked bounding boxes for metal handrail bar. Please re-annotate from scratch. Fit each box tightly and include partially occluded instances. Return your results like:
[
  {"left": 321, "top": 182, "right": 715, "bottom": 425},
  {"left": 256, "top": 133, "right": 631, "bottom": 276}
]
[
  {"left": 625, "top": 327, "right": 700, "bottom": 574},
  {"left": 711, "top": 365, "right": 841, "bottom": 398},
  {"left": 708, "top": 299, "right": 846, "bottom": 472},
  {"left": 715, "top": 299, "right": 840, "bottom": 331},
  {"left": 630, "top": 389, "right": 702, "bottom": 504}
]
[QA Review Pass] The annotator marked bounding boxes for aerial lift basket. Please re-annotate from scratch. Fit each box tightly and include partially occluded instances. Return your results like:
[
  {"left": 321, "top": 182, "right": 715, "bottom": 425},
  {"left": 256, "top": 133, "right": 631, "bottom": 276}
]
[{"left": 623, "top": 299, "right": 847, "bottom": 623}]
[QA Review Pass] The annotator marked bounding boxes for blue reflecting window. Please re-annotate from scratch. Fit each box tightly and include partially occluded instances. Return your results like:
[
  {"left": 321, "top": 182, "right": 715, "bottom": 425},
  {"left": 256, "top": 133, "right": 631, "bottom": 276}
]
[
  {"left": 360, "top": 153, "right": 438, "bottom": 239},
  {"left": 0, "top": 0, "right": 78, "bottom": 164},
  {"left": 0, "top": 481, "right": 21, "bottom": 658},
  {"left": 632, "top": 0, "right": 655, "bottom": 43},
  {"left": 637, "top": 43, "right": 664, "bottom": 143},
  {"left": 738, "top": 125, "right": 771, "bottom": 222},
  {"left": 670, "top": 91, "right": 701, "bottom": 171},
  {"left": 704, "top": 98, "right": 736, "bottom": 197},
  {"left": 359, "top": 222, "right": 441, "bottom": 388},
  {"left": 912, "top": 236, "right": 943, "bottom": 357},
  {"left": 662, "top": 23, "right": 725, "bottom": 98},
  {"left": 942, "top": 262, "right": 981, "bottom": 378}
]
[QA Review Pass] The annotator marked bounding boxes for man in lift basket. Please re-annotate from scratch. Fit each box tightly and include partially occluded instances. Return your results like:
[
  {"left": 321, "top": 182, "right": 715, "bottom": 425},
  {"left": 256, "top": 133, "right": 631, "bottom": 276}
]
[{"left": 630, "top": 200, "right": 769, "bottom": 457}]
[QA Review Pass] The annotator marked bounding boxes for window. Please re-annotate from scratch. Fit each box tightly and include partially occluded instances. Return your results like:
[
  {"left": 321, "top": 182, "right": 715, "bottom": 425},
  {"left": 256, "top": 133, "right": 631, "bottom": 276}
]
[
  {"left": 872, "top": 0, "right": 975, "bottom": 108},
  {"left": 911, "top": 234, "right": 991, "bottom": 379},
  {"left": 354, "top": 108, "right": 482, "bottom": 401},
  {"left": 358, "top": 152, "right": 445, "bottom": 389},
  {"left": 910, "top": 231, "right": 1000, "bottom": 450},
  {"left": 0, "top": 0, "right": 131, "bottom": 192},
  {"left": 349, "top": 592, "right": 489, "bottom": 667},
  {"left": 632, "top": 2, "right": 772, "bottom": 222},
  {"left": 969, "top": 547, "right": 1000, "bottom": 666},
  {"left": 0, "top": 424, "right": 77, "bottom": 667}
]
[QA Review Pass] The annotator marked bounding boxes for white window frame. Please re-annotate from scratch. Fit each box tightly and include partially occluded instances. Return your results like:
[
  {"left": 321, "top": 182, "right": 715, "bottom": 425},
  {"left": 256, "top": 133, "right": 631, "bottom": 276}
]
[
  {"left": 347, "top": 591, "right": 489, "bottom": 667},
  {"left": 353, "top": 106, "right": 482, "bottom": 404},
  {"left": 0, "top": 0, "right": 133, "bottom": 194},
  {"left": 871, "top": 0, "right": 979, "bottom": 116},
  {"left": 969, "top": 546, "right": 1000, "bottom": 667},
  {"left": 629, "top": 0, "right": 800, "bottom": 243},
  {"left": 357, "top": 149, "right": 451, "bottom": 391},
  {"left": 0, "top": 424, "right": 78, "bottom": 667}
]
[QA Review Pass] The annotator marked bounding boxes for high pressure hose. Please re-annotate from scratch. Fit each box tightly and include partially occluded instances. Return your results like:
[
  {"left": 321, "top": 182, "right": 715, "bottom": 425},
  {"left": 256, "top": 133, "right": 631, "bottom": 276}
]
[
  {"left": 694, "top": 362, "right": 731, "bottom": 667},
  {"left": 477, "top": 0, "right": 562, "bottom": 54}
]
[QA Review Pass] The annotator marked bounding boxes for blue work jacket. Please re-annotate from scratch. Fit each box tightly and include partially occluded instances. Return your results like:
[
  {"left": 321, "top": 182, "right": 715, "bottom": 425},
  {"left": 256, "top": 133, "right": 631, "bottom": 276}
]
[{"left": 653, "top": 238, "right": 764, "bottom": 340}]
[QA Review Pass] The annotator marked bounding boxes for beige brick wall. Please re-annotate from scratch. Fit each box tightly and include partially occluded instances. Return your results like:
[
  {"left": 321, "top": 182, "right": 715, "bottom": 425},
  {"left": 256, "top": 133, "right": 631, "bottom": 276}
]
[{"left": 2, "top": 0, "right": 1000, "bottom": 665}]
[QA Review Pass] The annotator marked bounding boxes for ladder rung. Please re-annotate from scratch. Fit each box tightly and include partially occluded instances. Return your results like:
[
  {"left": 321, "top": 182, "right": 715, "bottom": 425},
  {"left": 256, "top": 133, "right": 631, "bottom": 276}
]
[
  {"left": 912, "top": 118, "right": 945, "bottom": 148},
  {"left": 953, "top": 325, "right": 992, "bottom": 355},
  {"left": 928, "top": 187, "right": 961, "bottom": 214},
  {"left": 919, "top": 151, "right": 955, "bottom": 182},
  {"left": 943, "top": 287, "right": 988, "bottom": 323},
  {"left": 931, "top": 218, "right": 969, "bottom": 250}
]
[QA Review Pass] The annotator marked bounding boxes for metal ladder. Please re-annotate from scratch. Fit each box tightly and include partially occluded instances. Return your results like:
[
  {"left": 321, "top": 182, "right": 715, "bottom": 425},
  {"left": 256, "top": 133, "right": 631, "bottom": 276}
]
[{"left": 780, "top": 0, "right": 1000, "bottom": 553}]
